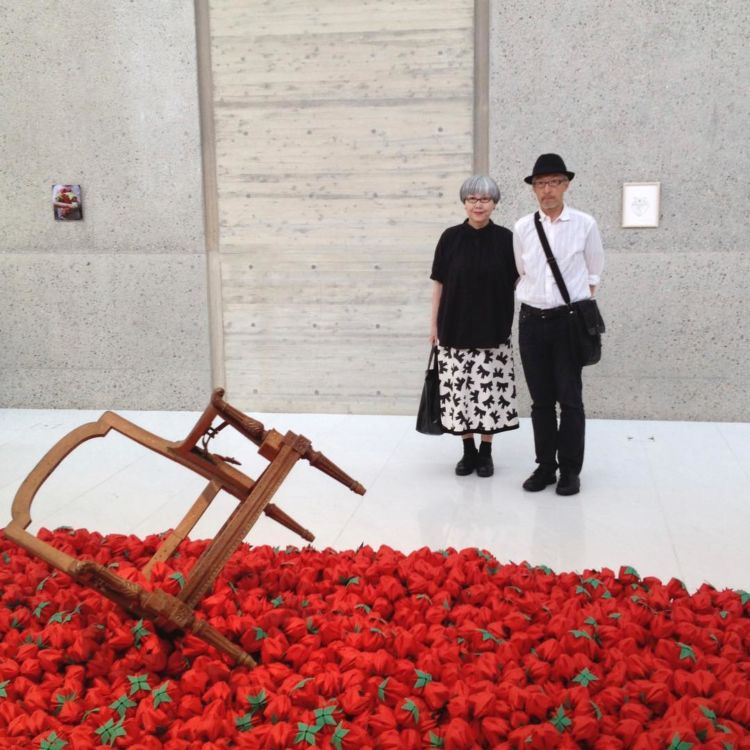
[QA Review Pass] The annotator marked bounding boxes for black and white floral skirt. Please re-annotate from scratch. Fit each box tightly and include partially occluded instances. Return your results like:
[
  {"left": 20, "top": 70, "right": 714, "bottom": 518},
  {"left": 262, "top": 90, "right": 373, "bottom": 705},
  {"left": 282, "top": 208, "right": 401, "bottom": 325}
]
[{"left": 437, "top": 340, "right": 519, "bottom": 435}]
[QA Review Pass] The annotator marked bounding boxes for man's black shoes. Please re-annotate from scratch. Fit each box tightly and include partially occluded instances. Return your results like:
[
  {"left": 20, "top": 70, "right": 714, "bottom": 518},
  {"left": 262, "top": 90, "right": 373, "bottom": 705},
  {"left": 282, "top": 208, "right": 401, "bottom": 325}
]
[
  {"left": 556, "top": 472, "right": 580, "bottom": 496},
  {"left": 522, "top": 466, "right": 557, "bottom": 492},
  {"left": 475, "top": 455, "right": 494, "bottom": 478}
]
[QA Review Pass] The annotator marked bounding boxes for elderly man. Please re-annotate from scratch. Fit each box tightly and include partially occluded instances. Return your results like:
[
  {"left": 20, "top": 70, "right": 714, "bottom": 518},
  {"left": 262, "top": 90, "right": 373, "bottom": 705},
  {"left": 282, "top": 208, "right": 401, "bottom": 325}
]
[{"left": 513, "top": 154, "right": 604, "bottom": 496}]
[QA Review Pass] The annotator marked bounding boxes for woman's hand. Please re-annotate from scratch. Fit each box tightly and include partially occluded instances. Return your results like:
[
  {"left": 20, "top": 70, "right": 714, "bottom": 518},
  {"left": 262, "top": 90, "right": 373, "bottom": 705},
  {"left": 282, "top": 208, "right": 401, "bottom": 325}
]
[{"left": 430, "top": 281, "right": 442, "bottom": 347}]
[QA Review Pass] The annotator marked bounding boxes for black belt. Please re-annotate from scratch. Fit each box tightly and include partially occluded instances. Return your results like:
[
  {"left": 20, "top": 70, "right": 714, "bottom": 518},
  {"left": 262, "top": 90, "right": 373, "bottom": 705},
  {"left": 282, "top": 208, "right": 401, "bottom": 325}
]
[{"left": 520, "top": 303, "right": 571, "bottom": 320}]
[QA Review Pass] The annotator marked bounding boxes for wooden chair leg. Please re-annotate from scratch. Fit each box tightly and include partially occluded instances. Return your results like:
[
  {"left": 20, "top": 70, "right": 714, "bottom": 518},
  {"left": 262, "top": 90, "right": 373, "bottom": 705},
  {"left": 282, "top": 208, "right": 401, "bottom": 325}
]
[{"left": 143, "top": 480, "right": 222, "bottom": 579}]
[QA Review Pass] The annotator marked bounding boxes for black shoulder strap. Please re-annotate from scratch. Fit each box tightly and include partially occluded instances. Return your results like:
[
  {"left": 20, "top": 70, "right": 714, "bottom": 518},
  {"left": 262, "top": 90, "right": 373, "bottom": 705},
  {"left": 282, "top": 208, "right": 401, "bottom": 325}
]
[{"left": 533, "top": 211, "right": 571, "bottom": 306}]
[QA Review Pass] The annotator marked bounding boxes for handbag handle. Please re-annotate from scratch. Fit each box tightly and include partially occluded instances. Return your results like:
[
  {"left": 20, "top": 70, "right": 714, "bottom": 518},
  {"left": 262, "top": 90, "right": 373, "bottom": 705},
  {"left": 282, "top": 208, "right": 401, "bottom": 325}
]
[
  {"left": 533, "top": 211, "right": 572, "bottom": 306},
  {"left": 426, "top": 345, "right": 438, "bottom": 371}
]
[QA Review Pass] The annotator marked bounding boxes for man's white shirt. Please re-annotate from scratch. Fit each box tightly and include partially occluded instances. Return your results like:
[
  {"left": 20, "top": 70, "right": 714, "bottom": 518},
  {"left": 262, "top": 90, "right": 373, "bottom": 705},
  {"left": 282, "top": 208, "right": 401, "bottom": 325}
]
[{"left": 513, "top": 205, "right": 604, "bottom": 309}]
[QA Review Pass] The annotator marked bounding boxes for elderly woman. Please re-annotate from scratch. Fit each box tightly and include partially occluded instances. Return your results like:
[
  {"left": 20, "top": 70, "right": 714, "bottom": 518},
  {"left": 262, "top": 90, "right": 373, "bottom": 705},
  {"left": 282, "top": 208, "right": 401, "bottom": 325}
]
[{"left": 429, "top": 175, "right": 519, "bottom": 477}]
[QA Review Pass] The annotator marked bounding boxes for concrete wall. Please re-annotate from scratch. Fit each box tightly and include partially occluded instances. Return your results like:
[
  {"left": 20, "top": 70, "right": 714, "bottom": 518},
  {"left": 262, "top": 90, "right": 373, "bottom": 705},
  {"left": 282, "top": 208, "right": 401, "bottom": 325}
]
[
  {"left": 209, "top": 0, "right": 474, "bottom": 414},
  {"left": 490, "top": 0, "right": 750, "bottom": 420},
  {"left": 0, "top": 1, "right": 211, "bottom": 409},
  {"left": 3, "top": 1, "right": 747, "bottom": 421}
]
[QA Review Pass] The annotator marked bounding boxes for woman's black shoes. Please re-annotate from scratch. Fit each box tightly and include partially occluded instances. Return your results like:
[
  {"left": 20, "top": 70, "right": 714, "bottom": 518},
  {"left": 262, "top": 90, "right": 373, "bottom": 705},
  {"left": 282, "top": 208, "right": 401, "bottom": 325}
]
[
  {"left": 456, "top": 439, "right": 493, "bottom": 477},
  {"left": 475, "top": 455, "right": 494, "bottom": 477},
  {"left": 455, "top": 454, "right": 494, "bottom": 477},
  {"left": 455, "top": 455, "right": 476, "bottom": 475}
]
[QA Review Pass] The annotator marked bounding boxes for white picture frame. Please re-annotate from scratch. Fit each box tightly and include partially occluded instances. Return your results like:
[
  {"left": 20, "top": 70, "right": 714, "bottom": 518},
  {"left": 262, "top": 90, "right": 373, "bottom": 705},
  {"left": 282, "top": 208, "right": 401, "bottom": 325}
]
[{"left": 622, "top": 182, "right": 660, "bottom": 227}]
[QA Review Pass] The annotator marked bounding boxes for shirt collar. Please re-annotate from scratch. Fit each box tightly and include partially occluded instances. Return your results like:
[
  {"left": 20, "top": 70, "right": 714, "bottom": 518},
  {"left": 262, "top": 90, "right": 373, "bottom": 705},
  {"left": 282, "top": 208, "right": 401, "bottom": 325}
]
[{"left": 539, "top": 204, "right": 570, "bottom": 223}]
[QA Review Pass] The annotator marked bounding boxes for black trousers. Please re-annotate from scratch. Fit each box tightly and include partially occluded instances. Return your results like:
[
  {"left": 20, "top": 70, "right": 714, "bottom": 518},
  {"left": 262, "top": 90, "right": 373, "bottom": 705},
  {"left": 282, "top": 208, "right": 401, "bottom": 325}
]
[{"left": 519, "top": 306, "right": 585, "bottom": 474}]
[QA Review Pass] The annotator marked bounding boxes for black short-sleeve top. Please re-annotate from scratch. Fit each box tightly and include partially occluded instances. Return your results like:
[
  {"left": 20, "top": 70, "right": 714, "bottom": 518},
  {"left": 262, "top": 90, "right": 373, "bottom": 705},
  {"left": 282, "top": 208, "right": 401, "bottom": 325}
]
[{"left": 430, "top": 219, "right": 518, "bottom": 349}]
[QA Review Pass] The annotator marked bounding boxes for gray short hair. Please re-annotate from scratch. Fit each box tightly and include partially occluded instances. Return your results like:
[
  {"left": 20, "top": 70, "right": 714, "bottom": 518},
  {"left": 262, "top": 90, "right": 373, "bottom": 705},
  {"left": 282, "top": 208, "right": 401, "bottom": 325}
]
[{"left": 459, "top": 175, "right": 500, "bottom": 203}]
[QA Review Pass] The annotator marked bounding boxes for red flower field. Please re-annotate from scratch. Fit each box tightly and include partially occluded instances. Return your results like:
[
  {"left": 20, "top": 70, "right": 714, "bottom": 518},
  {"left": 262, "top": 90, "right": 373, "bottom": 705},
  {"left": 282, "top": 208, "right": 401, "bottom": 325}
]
[{"left": 1, "top": 528, "right": 749, "bottom": 749}]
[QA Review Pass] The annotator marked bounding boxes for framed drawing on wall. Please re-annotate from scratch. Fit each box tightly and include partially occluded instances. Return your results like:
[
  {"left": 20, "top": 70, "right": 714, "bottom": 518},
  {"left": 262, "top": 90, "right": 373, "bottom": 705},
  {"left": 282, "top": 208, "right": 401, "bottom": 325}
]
[
  {"left": 622, "top": 182, "right": 659, "bottom": 227},
  {"left": 52, "top": 184, "right": 83, "bottom": 220}
]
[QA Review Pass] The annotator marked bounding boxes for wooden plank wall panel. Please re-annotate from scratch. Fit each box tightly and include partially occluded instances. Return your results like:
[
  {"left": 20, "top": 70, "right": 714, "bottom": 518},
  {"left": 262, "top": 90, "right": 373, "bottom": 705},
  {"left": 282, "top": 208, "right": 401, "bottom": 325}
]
[{"left": 210, "top": 0, "right": 474, "bottom": 413}]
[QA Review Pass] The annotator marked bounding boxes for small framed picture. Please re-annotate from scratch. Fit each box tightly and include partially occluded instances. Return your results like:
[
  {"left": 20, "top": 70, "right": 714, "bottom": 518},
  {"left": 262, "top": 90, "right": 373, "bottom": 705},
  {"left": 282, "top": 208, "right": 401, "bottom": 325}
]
[
  {"left": 622, "top": 182, "right": 659, "bottom": 227},
  {"left": 52, "top": 183, "right": 83, "bottom": 220}
]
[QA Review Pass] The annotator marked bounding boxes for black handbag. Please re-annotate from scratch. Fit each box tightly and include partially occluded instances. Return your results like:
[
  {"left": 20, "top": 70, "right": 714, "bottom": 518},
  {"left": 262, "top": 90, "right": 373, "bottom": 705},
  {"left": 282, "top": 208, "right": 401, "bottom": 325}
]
[
  {"left": 416, "top": 346, "right": 444, "bottom": 435},
  {"left": 533, "top": 212, "right": 605, "bottom": 366}
]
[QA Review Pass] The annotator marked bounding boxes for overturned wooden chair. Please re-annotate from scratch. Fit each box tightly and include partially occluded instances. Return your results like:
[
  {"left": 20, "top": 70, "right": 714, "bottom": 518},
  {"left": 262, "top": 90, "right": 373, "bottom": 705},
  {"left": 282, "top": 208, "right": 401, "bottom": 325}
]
[{"left": 4, "top": 388, "right": 365, "bottom": 667}]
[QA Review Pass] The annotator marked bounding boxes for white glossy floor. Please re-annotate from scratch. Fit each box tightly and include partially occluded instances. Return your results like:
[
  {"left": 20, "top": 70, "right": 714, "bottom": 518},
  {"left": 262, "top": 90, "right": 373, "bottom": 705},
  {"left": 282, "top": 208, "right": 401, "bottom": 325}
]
[{"left": 1, "top": 408, "right": 748, "bottom": 594}]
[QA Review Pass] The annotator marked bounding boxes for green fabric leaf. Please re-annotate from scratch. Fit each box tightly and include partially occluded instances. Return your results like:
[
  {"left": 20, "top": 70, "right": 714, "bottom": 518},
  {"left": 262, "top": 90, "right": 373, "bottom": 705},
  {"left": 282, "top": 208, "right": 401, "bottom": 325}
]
[
  {"left": 53, "top": 692, "right": 77, "bottom": 715},
  {"left": 678, "top": 642, "right": 697, "bottom": 662},
  {"left": 127, "top": 674, "right": 151, "bottom": 695},
  {"left": 82, "top": 707, "right": 100, "bottom": 720},
  {"left": 152, "top": 681, "right": 172, "bottom": 708},
  {"left": 700, "top": 705, "right": 717, "bottom": 721},
  {"left": 354, "top": 603, "right": 371, "bottom": 613},
  {"left": 294, "top": 721, "right": 319, "bottom": 745},
  {"left": 235, "top": 712, "right": 254, "bottom": 732},
  {"left": 313, "top": 705, "right": 337, "bottom": 728},
  {"left": 602, "top": 590, "right": 613, "bottom": 599},
  {"left": 550, "top": 705, "right": 572, "bottom": 733},
  {"left": 36, "top": 576, "right": 51, "bottom": 592},
  {"left": 623, "top": 566, "right": 640, "bottom": 579},
  {"left": 569, "top": 629, "right": 592, "bottom": 640},
  {"left": 378, "top": 677, "right": 389, "bottom": 702},
  {"left": 291, "top": 678, "right": 312, "bottom": 692},
  {"left": 572, "top": 668, "right": 598, "bottom": 687},
  {"left": 247, "top": 688, "right": 268, "bottom": 712},
  {"left": 39, "top": 732, "right": 67, "bottom": 750},
  {"left": 590, "top": 700, "right": 602, "bottom": 720},
  {"left": 306, "top": 617, "right": 319, "bottom": 634},
  {"left": 478, "top": 628, "right": 502, "bottom": 644},
  {"left": 338, "top": 576, "right": 360, "bottom": 587},
  {"left": 254, "top": 626, "right": 268, "bottom": 640},
  {"left": 169, "top": 572, "right": 186, "bottom": 590},
  {"left": 583, "top": 617, "right": 599, "bottom": 628},
  {"left": 414, "top": 669, "right": 433, "bottom": 688},
  {"left": 33, "top": 601, "right": 51, "bottom": 619},
  {"left": 0, "top": 680, "right": 9, "bottom": 699},
  {"left": 581, "top": 577, "right": 602, "bottom": 588},
  {"left": 109, "top": 694, "right": 136, "bottom": 719},
  {"left": 736, "top": 589, "right": 750, "bottom": 605},
  {"left": 131, "top": 619, "right": 151, "bottom": 649},
  {"left": 331, "top": 722, "right": 349, "bottom": 750},
  {"left": 429, "top": 731, "right": 445, "bottom": 747},
  {"left": 609, "top": 612, "right": 621, "bottom": 620},
  {"left": 575, "top": 585, "right": 592, "bottom": 598},
  {"left": 271, "top": 595, "right": 284, "bottom": 607},
  {"left": 1, "top": 552, "right": 10, "bottom": 564},
  {"left": 401, "top": 698, "right": 420, "bottom": 724},
  {"left": 667, "top": 735, "right": 693, "bottom": 750},
  {"left": 416, "top": 593, "right": 432, "bottom": 602},
  {"left": 535, "top": 564, "right": 554, "bottom": 575},
  {"left": 95, "top": 718, "right": 127, "bottom": 747}
]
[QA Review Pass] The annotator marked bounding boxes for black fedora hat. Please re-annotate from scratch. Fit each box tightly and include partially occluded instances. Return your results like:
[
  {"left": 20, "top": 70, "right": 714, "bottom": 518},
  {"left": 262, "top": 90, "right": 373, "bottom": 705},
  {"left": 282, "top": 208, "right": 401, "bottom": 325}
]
[{"left": 524, "top": 153, "right": 575, "bottom": 184}]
